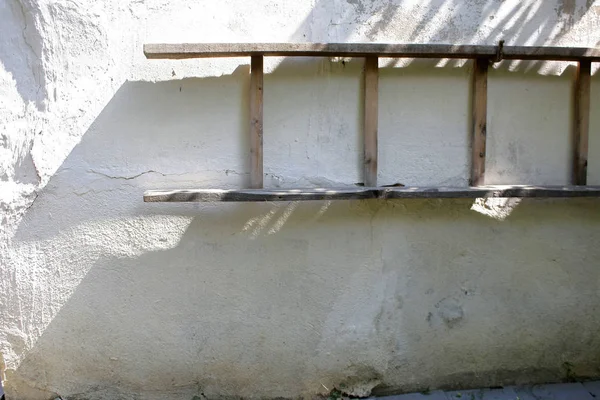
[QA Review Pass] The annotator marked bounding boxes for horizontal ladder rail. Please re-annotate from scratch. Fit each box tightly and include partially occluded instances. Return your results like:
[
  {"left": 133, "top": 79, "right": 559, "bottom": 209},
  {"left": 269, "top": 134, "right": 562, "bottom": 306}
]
[
  {"left": 144, "top": 43, "right": 600, "bottom": 61},
  {"left": 144, "top": 186, "right": 600, "bottom": 202}
]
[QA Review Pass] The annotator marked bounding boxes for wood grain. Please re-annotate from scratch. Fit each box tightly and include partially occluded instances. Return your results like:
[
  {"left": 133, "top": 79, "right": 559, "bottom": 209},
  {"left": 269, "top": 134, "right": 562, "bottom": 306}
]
[
  {"left": 144, "top": 186, "right": 600, "bottom": 202},
  {"left": 250, "top": 56, "right": 263, "bottom": 188},
  {"left": 573, "top": 61, "right": 591, "bottom": 185},
  {"left": 144, "top": 43, "right": 600, "bottom": 61},
  {"left": 364, "top": 56, "right": 379, "bottom": 187},
  {"left": 471, "top": 58, "right": 488, "bottom": 186}
]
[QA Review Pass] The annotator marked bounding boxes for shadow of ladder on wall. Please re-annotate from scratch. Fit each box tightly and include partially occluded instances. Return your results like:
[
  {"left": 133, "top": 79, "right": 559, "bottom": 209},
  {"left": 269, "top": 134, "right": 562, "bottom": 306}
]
[{"left": 141, "top": 42, "right": 600, "bottom": 203}]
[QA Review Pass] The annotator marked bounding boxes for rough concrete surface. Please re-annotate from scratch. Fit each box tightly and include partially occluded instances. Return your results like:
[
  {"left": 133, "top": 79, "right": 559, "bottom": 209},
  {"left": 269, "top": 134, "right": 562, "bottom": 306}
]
[
  {"left": 1, "top": 0, "right": 600, "bottom": 399},
  {"left": 387, "top": 381, "right": 599, "bottom": 399}
]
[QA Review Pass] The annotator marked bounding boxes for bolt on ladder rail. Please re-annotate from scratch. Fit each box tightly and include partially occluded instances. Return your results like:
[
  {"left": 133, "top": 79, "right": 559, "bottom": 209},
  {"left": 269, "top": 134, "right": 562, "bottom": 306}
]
[{"left": 142, "top": 42, "right": 600, "bottom": 202}]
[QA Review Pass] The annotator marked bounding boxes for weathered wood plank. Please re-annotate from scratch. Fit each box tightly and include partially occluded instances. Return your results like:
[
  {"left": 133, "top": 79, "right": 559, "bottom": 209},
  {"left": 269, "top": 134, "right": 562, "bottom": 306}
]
[
  {"left": 384, "top": 185, "right": 600, "bottom": 199},
  {"left": 364, "top": 56, "right": 379, "bottom": 187},
  {"left": 144, "top": 43, "right": 600, "bottom": 61},
  {"left": 144, "top": 186, "right": 600, "bottom": 202},
  {"left": 471, "top": 58, "right": 488, "bottom": 186},
  {"left": 573, "top": 60, "right": 591, "bottom": 185},
  {"left": 145, "top": 188, "right": 378, "bottom": 202},
  {"left": 250, "top": 55, "right": 263, "bottom": 188}
]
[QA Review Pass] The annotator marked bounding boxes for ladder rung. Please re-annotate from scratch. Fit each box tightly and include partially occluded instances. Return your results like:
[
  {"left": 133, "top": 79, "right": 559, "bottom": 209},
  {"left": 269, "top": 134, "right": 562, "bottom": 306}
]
[
  {"left": 249, "top": 56, "right": 264, "bottom": 188},
  {"left": 363, "top": 56, "right": 379, "bottom": 187},
  {"left": 471, "top": 59, "right": 488, "bottom": 186},
  {"left": 573, "top": 61, "right": 591, "bottom": 185}
]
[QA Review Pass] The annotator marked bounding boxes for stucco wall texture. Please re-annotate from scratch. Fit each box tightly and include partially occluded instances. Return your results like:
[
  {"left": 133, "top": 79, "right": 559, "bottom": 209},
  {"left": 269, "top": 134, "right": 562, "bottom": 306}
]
[{"left": 1, "top": 0, "right": 600, "bottom": 399}]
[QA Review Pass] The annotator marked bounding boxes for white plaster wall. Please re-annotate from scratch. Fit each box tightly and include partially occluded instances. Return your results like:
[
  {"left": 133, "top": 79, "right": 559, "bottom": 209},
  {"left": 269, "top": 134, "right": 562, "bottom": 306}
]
[{"left": 1, "top": 0, "right": 600, "bottom": 399}]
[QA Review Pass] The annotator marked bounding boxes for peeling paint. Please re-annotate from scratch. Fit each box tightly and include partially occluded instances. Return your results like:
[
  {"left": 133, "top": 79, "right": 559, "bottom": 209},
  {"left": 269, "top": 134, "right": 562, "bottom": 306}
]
[{"left": 558, "top": 0, "right": 578, "bottom": 15}]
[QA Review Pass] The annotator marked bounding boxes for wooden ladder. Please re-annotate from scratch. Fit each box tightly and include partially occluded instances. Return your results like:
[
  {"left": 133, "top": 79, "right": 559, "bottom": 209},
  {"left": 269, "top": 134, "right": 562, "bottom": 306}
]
[{"left": 142, "top": 43, "right": 600, "bottom": 202}]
